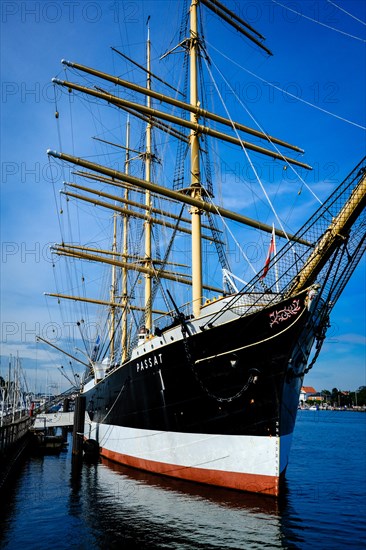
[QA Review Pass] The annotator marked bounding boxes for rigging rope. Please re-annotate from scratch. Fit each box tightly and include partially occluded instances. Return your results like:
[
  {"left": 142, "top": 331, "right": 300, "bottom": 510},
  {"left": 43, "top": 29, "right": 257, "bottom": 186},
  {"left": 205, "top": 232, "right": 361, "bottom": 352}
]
[
  {"left": 207, "top": 41, "right": 366, "bottom": 132},
  {"left": 202, "top": 55, "right": 292, "bottom": 241},
  {"left": 326, "top": 0, "right": 366, "bottom": 26},
  {"left": 272, "top": 0, "right": 366, "bottom": 42}
]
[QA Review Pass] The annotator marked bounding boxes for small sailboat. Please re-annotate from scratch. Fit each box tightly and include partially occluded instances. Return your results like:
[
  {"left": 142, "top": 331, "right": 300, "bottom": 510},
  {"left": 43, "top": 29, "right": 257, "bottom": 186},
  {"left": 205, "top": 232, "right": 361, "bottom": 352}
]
[{"left": 43, "top": 0, "right": 365, "bottom": 495}]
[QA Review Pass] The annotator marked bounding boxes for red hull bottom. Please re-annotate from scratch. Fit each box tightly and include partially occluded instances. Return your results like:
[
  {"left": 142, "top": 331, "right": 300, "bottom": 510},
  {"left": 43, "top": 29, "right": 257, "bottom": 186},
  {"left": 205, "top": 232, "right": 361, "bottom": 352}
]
[{"left": 100, "top": 445, "right": 280, "bottom": 497}]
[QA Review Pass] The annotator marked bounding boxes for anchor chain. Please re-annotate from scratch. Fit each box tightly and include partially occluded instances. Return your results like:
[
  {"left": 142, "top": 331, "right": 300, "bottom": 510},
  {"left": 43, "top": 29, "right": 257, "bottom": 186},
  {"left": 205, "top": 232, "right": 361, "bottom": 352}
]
[
  {"left": 287, "top": 316, "right": 329, "bottom": 380},
  {"left": 181, "top": 328, "right": 255, "bottom": 403},
  {"left": 303, "top": 319, "right": 329, "bottom": 375}
]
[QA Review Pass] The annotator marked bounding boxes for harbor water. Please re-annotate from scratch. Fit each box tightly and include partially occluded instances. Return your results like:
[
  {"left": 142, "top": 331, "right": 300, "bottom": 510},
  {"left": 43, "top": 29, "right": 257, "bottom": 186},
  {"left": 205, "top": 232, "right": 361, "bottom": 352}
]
[{"left": 0, "top": 410, "right": 365, "bottom": 549}]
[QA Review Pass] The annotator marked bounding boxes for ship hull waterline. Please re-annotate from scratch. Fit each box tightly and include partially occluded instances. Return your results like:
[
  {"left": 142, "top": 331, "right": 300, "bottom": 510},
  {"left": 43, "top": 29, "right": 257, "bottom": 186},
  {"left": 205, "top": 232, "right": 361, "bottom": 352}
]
[{"left": 82, "top": 289, "right": 322, "bottom": 497}]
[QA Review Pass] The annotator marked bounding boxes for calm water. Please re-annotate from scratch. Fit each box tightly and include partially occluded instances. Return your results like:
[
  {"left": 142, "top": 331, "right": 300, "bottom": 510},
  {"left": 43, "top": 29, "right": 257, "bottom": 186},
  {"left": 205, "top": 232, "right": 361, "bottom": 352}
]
[{"left": 0, "top": 411, "right": 365, "bottom": 549}]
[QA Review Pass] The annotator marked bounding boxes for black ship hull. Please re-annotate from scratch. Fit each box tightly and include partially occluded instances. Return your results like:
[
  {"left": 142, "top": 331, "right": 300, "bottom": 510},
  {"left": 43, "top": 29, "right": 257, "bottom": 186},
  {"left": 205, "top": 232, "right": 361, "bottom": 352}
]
[{"left": 83, "top": 288, "right": 323, "bottom": 496}]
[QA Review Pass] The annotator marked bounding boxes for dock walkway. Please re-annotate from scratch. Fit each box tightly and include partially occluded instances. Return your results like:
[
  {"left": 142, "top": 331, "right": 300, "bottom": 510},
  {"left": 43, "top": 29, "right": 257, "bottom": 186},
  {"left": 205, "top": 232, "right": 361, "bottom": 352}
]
[{"left": 33, "top": 412, "right": 75, "bottom": 429}]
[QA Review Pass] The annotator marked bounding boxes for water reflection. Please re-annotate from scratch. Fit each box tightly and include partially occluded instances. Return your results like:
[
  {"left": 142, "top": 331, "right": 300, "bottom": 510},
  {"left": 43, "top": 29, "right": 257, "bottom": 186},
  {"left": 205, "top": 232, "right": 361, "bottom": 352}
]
[
  {"left": 2, "top": 414, "right": 364, "bottom": 549},
  {"left": 0, "top": 461, "right": 27, "bottom": 541},
  {"left": 68, "top": 457, "right": 303, "bottom": 549}
]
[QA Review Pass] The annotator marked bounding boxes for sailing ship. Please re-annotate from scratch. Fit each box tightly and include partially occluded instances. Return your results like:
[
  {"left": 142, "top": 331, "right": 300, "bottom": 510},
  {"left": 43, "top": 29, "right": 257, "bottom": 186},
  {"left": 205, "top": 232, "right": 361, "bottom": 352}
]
[{"left": 44, "top": 0, "right": 365, "bottom": 496}]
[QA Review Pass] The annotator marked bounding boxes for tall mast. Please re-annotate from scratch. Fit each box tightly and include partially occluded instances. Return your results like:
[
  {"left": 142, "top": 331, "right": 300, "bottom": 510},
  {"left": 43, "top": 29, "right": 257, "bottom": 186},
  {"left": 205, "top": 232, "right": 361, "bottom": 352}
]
[
  {"left": 109, "top": 211, "right": 118, "bottom": 362},
  {"left": 144, "top": 20, "right": 153, "bottom": 333},
  {"left": 121, "top": 118, "right": 130, "bottom": 362},
  {"left": 190, "top": 0, "right": 203, "bottom": 318}
]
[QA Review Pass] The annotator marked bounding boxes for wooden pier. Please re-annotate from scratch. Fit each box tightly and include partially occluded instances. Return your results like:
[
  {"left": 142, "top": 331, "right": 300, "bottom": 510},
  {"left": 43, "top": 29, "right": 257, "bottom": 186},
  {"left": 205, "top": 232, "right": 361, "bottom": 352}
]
[{"left": 0, "top": 414, "right": 33, "bottom": 490}]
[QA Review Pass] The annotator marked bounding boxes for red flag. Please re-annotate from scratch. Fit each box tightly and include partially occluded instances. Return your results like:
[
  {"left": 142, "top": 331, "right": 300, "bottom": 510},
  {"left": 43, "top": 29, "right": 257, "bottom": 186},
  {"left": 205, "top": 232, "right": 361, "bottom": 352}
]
[{"left": 260, "top": 229, "right": 275, "bottom": 279}]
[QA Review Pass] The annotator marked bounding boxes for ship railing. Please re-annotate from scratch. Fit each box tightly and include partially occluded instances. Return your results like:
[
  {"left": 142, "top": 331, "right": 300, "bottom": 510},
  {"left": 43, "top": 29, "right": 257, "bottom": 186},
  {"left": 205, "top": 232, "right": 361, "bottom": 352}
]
[
  {"left": 153, "top": 299, "right": 194, "bottom": 334},
  {"left": 226, "top": 291, "right": 283, "bottom": 316},
  {"left": 152, "top": 291, "right": 283, "bottom": 334}
]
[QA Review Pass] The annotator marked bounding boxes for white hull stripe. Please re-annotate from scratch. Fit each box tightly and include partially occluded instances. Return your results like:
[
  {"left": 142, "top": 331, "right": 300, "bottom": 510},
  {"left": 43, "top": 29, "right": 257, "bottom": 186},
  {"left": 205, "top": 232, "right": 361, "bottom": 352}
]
[{"left": 86, "top": 422, "right": 292, "bottom": 496}]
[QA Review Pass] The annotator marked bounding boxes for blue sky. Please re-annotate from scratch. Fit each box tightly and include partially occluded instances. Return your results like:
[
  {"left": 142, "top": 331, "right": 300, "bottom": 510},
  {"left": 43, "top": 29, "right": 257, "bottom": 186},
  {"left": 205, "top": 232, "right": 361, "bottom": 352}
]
[{"left": 1, "top": 0, "right": 365, "bottom": 394}]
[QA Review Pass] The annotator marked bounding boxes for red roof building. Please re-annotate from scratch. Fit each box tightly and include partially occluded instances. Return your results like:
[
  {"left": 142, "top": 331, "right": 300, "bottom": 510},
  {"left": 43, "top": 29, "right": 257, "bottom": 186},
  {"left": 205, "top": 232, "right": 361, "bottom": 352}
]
[
  {"left": 301, "top": 386, "right": 316, "bottom": 394},
  {"left": 299, "top": 386, "right": 317, "bottom": 403}
]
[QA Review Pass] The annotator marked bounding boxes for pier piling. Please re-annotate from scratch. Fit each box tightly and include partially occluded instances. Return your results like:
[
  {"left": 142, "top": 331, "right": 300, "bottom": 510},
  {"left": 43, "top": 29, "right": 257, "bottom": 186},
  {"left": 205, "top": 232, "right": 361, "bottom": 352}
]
[{"left": 72, "top": 395, "right": 85, "bottom": 458}]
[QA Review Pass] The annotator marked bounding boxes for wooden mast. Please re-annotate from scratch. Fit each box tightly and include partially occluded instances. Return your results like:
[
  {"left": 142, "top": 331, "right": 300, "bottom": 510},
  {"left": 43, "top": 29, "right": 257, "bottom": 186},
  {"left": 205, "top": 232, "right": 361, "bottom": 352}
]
[
  {"left": 144, "top": 21, "right": 153, "bottom": 333},
  {"left": 121, "top": 118, "right": 130, "bottom": 362},
  {"left": 190, "top": 0, "right": 203, "bottom": 318},
  {"left": 109, "top": 211, "right": 118, "bottom": 362}
]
